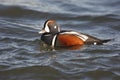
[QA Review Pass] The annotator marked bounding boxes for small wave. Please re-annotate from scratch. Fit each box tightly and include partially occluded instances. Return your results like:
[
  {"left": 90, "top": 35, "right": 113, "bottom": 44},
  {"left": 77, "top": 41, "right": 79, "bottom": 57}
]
[
  {"left": 0, "top": 5, "right": 72, "bottom": 20},
  {"left": 90, "top": 14, "right": 120, "bottom": 23}
]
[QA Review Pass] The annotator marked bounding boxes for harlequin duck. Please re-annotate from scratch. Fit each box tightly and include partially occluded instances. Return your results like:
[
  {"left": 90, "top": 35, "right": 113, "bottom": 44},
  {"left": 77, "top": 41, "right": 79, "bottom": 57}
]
[{"left": 39, "top": 20, "right": 111, "bottom": 48}]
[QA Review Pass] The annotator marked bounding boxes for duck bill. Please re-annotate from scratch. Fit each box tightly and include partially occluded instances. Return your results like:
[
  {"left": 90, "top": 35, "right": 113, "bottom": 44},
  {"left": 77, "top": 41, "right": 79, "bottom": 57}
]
[{"left": 38, "top": 30, "right": 46, "bottom": 34}]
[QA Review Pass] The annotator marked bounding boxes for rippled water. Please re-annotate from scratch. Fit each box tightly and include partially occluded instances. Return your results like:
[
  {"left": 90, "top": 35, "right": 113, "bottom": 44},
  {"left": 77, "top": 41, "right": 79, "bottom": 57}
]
[{"left": 0, "top": 0, "right": 120, "bottom": 80}]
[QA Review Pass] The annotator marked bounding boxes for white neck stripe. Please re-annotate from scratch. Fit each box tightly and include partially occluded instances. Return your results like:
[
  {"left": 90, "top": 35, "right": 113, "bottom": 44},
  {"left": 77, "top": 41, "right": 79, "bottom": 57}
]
[{"left": 52, "top": 34, "right": 57, "bottom": 47}]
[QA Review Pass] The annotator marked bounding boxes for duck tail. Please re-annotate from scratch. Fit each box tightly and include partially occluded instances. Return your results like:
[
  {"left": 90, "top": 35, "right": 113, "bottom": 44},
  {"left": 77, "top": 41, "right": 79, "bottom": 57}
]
[{"left": 101, "top": 39, "right": 112, "bottom": 43}]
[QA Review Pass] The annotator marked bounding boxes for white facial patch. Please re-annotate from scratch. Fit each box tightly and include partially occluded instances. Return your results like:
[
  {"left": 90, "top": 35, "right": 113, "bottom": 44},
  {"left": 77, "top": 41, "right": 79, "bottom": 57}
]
[
  {"left": 45, "top": 24, "right": 50, "bottom": 32},
  {"left": 57, "top": 26, "right": 60, "bottom": 32}
]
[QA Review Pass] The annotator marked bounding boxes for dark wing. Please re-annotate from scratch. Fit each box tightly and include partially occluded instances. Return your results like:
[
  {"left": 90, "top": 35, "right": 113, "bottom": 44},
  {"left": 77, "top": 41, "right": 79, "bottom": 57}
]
[
  {"left": 82, "top": 33, "right": 111, "bottom": 45},
  {"left": 60, "top": 30, "right": 111, "bottom": 45}
]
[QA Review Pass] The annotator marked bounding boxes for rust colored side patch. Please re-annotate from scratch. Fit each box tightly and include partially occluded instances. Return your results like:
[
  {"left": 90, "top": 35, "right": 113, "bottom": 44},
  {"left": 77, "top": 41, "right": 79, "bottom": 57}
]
[{"left": 58, "top": 34, "right": 84, "bottom": 46}]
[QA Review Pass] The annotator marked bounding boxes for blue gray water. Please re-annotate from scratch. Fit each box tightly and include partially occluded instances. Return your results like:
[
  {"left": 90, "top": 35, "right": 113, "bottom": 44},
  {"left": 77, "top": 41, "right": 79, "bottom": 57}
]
[{"left": 0, "top": 0, "right": 120, "bottom": 80}]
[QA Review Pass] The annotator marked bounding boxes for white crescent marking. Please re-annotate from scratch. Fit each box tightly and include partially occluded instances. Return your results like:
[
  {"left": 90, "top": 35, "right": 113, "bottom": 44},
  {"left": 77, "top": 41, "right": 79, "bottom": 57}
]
[{"left": 60, "top": 31, "right": 88, "bottom": 41}]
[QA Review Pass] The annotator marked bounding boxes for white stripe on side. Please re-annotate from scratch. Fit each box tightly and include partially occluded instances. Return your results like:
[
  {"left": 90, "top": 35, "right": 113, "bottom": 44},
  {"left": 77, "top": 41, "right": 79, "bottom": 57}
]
[
  {"left": 77, "top": 33, "right": 88, "bottom": 41},
  {"left": 60, "top": 31, "right": 88, "bottom": 41},
  {"left": 52, "top": 34, "right": 57, "bottom": 47}
]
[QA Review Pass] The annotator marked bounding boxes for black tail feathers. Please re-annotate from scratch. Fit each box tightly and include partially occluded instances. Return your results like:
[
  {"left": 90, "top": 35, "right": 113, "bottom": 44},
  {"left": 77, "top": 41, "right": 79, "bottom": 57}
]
[
  {"left": 95, "top": 39, "right": 112, "bottom": 45},
  {"left": 101, "top": 39, "right": 112, "bottom": 43}
]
